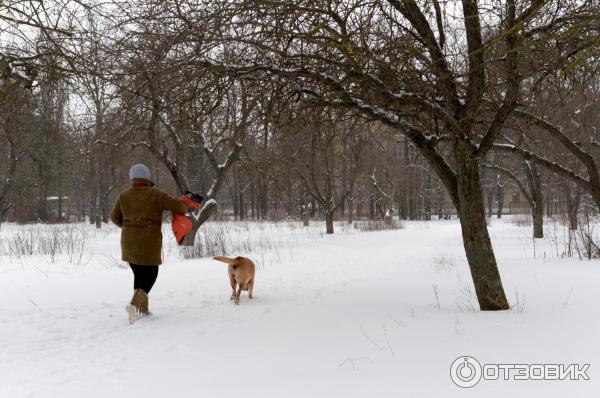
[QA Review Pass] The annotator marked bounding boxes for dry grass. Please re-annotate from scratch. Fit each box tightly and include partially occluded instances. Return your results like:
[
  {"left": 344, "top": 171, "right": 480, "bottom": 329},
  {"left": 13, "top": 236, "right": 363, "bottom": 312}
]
[
  {"left": 353, "top": 219, "right": 404, "bottom": 232},
  {"left": 178, "top": 220, "right": 363, "bottom": 259},
  {"left": 0, "top": 224, "right": 89, "bottom": 264}
]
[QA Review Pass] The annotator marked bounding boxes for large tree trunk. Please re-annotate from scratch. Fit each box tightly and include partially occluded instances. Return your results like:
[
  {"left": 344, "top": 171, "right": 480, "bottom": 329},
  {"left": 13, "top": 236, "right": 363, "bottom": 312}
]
[
  {"left": 456, "top": 146, "right": 509, "bottom": 311},
  {"left": 325, "top": 210, "right": 334, "bottom": 234},
  {"left": 181, "top": 200, "right": 218, "bottom": 246}
]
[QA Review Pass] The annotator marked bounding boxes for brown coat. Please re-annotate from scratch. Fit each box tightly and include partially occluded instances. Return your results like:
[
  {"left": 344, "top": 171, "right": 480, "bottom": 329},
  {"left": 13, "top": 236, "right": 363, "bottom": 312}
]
[{"left": 110, "top": 178, "right": 187, "bottom": 265}]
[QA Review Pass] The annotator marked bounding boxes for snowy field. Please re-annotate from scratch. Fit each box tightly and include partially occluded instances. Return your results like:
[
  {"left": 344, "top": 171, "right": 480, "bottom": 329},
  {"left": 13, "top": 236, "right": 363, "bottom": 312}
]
[{"left": 1, "top": 217, "right": 599, "bottom": 397}]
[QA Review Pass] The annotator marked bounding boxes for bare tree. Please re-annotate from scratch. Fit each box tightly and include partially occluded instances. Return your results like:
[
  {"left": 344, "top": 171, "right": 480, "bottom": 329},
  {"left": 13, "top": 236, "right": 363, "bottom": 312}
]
[
  {"left": 285, "top": 109, "right": 365, "bottom": 234},
  {"left": 185, "top": 0, "right": 600, "bottom": 309},
  {"left": 484, "top": 160, "right": 545, "bottom": 238}
]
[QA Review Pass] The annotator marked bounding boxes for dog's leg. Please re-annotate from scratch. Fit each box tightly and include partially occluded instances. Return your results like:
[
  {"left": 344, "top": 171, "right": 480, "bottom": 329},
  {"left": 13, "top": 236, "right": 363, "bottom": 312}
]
[
  {"left": 235, "top": 284, "right": 243, "bottom": 305},
  {"left": 229, "top": 274, "right": 237, "bottom": 300},
  {"left": 247, "top": 279, "right": 254, "bottom": 299}
]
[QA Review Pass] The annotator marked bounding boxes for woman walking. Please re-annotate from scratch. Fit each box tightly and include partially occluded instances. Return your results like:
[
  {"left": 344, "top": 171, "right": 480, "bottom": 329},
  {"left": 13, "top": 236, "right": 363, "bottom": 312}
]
[{"left": 110, "top": 163, "right": 187, "bottom": 324}]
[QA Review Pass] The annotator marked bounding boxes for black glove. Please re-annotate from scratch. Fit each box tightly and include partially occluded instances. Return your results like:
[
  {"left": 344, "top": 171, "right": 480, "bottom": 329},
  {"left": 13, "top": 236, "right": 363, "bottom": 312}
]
[{"left": 184, "top": 191, "right": 205, "bottom": 205}]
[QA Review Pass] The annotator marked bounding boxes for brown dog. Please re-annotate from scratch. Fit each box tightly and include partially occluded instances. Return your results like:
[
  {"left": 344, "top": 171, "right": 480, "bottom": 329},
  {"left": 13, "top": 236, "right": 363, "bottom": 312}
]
[{"left": 213, "top": 256, "right": 256, "bottom": 304}]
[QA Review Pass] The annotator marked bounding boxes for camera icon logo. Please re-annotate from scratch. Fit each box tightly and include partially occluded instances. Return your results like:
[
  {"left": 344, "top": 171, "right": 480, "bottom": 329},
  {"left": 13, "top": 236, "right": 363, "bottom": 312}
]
[{"left": 450, "top": 356, "right": 482, "bottom": 388}]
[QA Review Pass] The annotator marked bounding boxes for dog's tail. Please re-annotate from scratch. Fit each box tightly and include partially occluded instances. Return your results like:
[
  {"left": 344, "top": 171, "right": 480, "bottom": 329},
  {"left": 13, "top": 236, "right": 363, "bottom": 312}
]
[{"left": 213, "top": 256, "right": 238, "bottom": 265}]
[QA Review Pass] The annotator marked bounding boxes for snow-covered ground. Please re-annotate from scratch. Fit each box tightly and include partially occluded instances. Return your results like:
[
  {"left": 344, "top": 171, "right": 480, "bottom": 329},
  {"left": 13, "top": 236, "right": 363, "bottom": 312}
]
[{"left": 1, "top": 217, "right": 599, "bottom": 397}]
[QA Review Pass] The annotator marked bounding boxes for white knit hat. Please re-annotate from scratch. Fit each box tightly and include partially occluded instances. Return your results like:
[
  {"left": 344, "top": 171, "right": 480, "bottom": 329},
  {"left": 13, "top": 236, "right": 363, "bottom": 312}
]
[{"left": 129, "top": 163, "right": 151, "bottom": 180}]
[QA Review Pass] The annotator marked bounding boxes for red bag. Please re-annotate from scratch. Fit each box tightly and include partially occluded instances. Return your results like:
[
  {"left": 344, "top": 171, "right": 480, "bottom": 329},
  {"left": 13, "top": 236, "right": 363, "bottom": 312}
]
[
  {"left": 179, "top": 195, "right": 202, "bottom": 208},
  {"left": 172, "top": 194, "right": 204, "bottom": 245},
  {"left": 172, "top": 212, "right": 194, "bottom": 245}
]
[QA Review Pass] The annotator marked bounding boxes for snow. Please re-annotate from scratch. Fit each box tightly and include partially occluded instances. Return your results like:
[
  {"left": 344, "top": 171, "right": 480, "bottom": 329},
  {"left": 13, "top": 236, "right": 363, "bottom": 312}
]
[{"left": 1, "top": 217, "right": 599, "bottom": 397}]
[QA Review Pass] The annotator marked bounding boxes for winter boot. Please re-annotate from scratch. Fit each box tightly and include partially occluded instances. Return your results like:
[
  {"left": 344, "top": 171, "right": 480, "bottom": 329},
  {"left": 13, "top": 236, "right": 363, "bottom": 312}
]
[
  {"left": 139, "top": 291, "right": 152, "bottom": 317},
  {"left": 125, "top": 289, "right": 146, "bottom": 324}
]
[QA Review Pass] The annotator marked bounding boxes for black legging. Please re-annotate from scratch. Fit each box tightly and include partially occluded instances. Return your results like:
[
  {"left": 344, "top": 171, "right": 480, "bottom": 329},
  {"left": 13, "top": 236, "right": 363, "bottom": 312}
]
[{"left": 129, "top": 263, "right": 159, "bottom": 294}]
